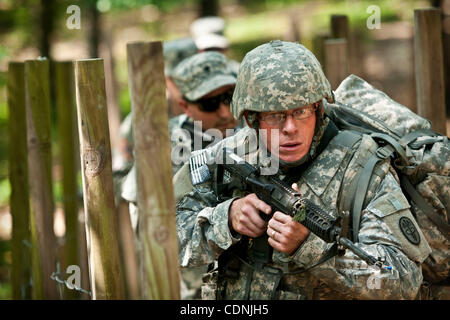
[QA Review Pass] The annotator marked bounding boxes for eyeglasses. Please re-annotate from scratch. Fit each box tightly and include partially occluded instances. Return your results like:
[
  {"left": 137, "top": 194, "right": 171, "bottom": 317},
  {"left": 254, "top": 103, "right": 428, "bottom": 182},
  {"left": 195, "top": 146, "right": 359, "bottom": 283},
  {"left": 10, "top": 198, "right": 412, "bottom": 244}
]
[
  {"left": 186, "top": 89, "right": 234, "bottom": 113},
  {"left": 258, "top": 104, "right": 318, "bottom": 126}
]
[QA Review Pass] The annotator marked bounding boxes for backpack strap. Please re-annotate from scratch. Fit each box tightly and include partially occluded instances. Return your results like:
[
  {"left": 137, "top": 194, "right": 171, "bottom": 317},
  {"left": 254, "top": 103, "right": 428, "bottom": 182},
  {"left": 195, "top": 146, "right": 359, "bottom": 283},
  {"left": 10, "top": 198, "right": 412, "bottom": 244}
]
[
  {"left": 351, "top": 132, "right": 415, "bottom": 241},
  {"left": 370, "top": 133, "right": 409, "bottom": 165},
  {"left": 351, "top": 143, "right": 395, "bottom": 242},
  {"left": 398, "top": 129, "right": 439, "bottom": 148},
  {"left": 400, "top": 175, "right": 450, "bottom": 241}
]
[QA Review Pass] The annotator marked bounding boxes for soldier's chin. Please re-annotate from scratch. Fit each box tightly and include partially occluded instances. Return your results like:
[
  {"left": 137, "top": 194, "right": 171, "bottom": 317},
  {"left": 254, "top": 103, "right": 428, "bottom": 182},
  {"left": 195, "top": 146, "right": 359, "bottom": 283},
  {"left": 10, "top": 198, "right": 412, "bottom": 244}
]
[{"left": 277, "top": 148, "right": 307, "bottom": 163}]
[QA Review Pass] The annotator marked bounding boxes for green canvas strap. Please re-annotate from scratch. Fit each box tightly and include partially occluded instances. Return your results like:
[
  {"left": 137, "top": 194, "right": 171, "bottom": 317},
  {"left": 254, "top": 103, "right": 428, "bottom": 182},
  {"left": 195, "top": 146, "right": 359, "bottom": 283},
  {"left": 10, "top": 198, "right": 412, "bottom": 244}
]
[
  {"left": 370, "top": 132, "right": 409, "bottom": 165},
  {"left": 351, "top": 132, "right": 418, "bottom": 241},
  {"left": 400, "top": 175, "right": 450, "bottom": 241},
  {"left": 398, "top": 129, "right": 439, "bottom": 148},
  {"left": 352, "top": 144, "right": 395, "bottom": 242}
]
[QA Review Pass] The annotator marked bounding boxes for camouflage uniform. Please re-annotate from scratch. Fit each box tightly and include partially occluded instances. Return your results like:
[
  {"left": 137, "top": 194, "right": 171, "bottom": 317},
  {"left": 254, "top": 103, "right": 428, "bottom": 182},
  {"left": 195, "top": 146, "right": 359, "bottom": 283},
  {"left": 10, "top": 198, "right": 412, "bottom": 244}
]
[
  {"left": 169, "top": 114, "right": 225, "bottom": 175},
  {"left": 174, "top": 41, "right": 431, "bottom": 299},
  {"left": 121, "top": 51, "right": 239, "bottom": 299},
  {"left": 114, "top": 38, "right": 199, "bottom": 204}
]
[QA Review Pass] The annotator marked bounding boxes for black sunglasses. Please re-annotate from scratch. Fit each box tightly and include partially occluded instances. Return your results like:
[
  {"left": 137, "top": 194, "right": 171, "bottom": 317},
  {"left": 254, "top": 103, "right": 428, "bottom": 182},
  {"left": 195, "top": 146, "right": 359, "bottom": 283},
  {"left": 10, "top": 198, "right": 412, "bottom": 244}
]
[{"left": 185, "top": 89, "right": 234, "bottom": 113}]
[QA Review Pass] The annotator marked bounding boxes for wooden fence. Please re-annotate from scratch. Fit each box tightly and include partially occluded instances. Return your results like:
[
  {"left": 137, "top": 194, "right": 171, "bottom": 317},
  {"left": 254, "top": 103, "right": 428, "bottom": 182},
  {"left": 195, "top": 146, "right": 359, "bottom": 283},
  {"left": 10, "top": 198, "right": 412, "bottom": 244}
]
[{"left": 6, "top": 8, "right": 449, "bottom": 300}]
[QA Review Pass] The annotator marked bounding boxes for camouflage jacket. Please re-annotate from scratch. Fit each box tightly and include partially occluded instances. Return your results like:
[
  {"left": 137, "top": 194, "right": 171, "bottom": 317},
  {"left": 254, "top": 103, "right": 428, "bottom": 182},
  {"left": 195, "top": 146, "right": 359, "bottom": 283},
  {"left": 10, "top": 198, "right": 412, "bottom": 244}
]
[
  {"left": 122, "top": 114, "right": 241, "bottom": 203},
  {"left": 170, "top": 114, "right": 242, "bottom": 176},
  {"left": 174, "top": 125, "right": 431, "bottom": 300}
]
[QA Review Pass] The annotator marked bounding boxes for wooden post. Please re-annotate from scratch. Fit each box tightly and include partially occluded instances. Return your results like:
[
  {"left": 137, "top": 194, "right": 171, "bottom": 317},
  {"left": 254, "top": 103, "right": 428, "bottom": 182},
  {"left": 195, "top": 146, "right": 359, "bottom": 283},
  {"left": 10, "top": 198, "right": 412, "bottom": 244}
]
[
  {"left": 77, "top": 208, "right": 91, "bottom": 299},
  {"left": 99, "top": 35, "right": 122, "bottom": 153},
  {"left": 8, "top": 62, "right": 32, "bottom": 300},
  {"left": 441, "top": 0, "right": 450, "bottom": 119},
  {"left": 330, "top": 14, "right": 362, "bottom": 77},
  {"left": 127, "top": 41, "right": 180, "bottom": 300},
  {"left": 312, "top": 33, "right": 329, "bottom": 68},
  {"left": 117, "top": 202, "right": 140, "bottom": 299},
  {"left": 324, "top": 38, "right": 349, "bottom": 90},
  {"left": 330, "top": 14, "right": 349, "bottom": 39},
  {"left": 24, "top": 59, "right": 58, "bottom": 299},
  {"left": 54, "top": 61, "right": 80, "bottom": 299},
  {"left": 414, "top": 8, "right": 447, "bottom": 135},
  {"left": 74, "top": 58, "right": 125, "bottom": 299}
]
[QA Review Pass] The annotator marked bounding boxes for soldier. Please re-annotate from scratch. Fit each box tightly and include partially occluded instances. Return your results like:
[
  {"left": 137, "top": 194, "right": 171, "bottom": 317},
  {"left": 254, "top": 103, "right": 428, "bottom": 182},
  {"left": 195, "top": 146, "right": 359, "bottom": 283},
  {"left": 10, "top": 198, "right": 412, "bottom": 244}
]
[
  {"left": 169, "top": 50, "right": 239, "bottom": 175},
  {"left": 190, "top": 15, "right": 240, "bottom": 78},
  {"left": 112, "top": 38, "right": 198, "bottom": 205},
  {"left": 121, "top": 50, "right": 239, "bottom": 299},
  {"left": 164, "top": 38, "right": 199, "bottom": 118},
  {"left": 190, "top": 16, "right": 226, "bottom": 39},
  {"left": 174, "top": 41, "right": 431, "bottom": 299}
]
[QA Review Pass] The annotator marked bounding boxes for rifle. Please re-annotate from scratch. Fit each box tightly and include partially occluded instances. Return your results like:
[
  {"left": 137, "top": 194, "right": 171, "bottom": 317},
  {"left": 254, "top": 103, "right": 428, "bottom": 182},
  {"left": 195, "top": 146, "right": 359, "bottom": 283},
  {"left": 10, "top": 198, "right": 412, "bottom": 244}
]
[{"left": 212, "top": 148, "right": 391, "bottom": 270}]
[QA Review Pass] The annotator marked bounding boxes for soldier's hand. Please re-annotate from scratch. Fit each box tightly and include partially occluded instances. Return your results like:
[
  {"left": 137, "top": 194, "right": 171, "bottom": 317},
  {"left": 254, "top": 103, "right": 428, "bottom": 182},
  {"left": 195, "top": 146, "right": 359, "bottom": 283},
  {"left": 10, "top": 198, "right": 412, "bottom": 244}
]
[
  {"left": 267, "top": 211, "right": 310, "bottom": 255},
  {"left": 229, "top": 193, "right": 272, "bottom": 238},
  {"left": 266, "top": 183, "right": 310, "bottom": 255}
]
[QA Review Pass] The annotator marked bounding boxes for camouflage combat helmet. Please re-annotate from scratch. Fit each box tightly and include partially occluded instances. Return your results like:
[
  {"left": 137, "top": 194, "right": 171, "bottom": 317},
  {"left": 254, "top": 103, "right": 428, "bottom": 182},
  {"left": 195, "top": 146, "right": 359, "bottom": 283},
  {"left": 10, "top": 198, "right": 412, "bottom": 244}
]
[
  {"left": 231, "top": 40, "right": 334, "bottom": 119},
  {"left": 171, "top": 51, "right": 236, "bottom": 101}
]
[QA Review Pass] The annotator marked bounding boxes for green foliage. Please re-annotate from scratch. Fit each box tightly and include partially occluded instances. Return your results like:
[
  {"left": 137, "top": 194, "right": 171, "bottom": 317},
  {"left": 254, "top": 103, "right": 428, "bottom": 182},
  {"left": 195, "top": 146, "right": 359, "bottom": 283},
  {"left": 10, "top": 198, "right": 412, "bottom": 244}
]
[
  {"left": 119, "top": 86, "right": 132, "bottom": 118},
  {"left": 0, "top": 240, "right": 11, "bottom": 300},
  {"left": 228, "top": 38, "right": 273, "bottom": 62},
  {"left": 0, "top": 72, "right": 8, "bottom": 185},
  {"left": 101, "top": 0, "right": 197, "bottom": 12},
  {"left": 0, "top": 180, "right": 10, "bottom": 207},
  {"left": 0, "top": 283, "right": 11, "bottom": 300}
]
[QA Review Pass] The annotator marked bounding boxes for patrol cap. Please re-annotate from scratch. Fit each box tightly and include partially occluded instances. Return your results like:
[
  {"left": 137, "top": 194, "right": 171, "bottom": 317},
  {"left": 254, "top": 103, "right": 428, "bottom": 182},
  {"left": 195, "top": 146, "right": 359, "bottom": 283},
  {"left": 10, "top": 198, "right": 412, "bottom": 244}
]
[
  {"left": 190, "top": 16, "right": 226, "bottom": 38},
  {"left": 163, "top": 38, "right": 198, "bottom": 77},
  {"left": 231, "top": 40, "right": 334, "bottom": 119},
  {"left": 172, "top": 51, "right": 236, "bottom": 101},
  {"left": 195, "top": 33, "right": 229, "bottom": 51}
]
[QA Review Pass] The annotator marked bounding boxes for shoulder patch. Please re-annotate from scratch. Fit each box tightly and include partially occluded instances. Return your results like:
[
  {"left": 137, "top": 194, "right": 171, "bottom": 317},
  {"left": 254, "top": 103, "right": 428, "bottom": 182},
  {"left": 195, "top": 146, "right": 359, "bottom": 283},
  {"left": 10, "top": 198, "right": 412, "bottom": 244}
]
[{"left": 399, "top": 216, "right": 420, "bottom": 245}]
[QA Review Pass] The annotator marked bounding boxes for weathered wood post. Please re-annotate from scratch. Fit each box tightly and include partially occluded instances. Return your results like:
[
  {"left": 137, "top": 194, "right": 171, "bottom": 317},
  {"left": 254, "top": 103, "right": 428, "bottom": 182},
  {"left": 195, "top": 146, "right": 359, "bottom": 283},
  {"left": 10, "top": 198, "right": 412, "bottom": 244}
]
[
  {"left": 330, "top": 14, "right": 349, "bottom": 39},
  {"left": 24, "top": 59, "right": 59, "bottom": 299},
  {"left": 324, "top": 38, "right": 349, "bottom": 90},
  {"left": 117, "top": 201, "right": 140, "bottom": 299},
  {"left": 414, "top": 8, "right": 447, "bottom": 135},
  {"left": 127, "top": 41, "right": 181, "bottom": 299},
  {"left": 54, "top": 61, "right": 81, "bottom": 299},
  {"left": 440, "top": 0, "right": 450, "bottom": 120},
  {"left": 313, "top": 33, "right": 330, "bottom": 68},
  {"left": 74, "top": 58, "right": 125, "bottom": 299},
  {"left": 330, "top": 14, "right": 361, "bottom": 77},
  {"left": 8, "top": 62, "right": 32, "bottom": 300}
]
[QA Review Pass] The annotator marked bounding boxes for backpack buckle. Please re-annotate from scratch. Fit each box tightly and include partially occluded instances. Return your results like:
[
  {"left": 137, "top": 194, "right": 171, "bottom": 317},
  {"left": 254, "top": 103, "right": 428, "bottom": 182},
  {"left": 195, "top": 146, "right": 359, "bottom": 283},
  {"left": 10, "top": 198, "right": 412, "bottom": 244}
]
[{"left": 375, "top": 146, "right": 393, "bottom": 159}]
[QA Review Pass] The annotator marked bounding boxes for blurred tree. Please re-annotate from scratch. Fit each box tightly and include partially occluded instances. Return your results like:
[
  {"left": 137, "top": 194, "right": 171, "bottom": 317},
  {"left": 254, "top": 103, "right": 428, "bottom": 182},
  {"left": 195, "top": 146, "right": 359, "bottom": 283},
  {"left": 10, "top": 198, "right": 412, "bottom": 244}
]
[
  {"left": 431, "top": 0, "right": 442, "bottom": 7},
  {"left": 40, "top": 0, "right": 54, "bottom": 58},
  {"left": 199, "top": 0, "right": 219, "bottom": 17},
  {"left": 86, "top": 0, "right": 101, "bottom": 58}
]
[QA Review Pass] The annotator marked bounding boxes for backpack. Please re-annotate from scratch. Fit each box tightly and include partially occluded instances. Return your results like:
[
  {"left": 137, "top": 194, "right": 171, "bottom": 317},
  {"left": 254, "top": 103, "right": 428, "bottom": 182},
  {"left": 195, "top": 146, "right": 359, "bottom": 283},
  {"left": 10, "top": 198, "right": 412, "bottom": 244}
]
[{"left": 325, "top": 75, "right": 450, "bottom": 284}]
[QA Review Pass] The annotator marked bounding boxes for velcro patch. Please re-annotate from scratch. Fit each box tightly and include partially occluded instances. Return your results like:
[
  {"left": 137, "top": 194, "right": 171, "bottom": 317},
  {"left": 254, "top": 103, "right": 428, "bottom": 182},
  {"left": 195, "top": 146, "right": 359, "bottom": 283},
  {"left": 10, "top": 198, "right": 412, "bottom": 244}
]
[{"left": 189, "top": 150, "right": 211, "bottom": 185}]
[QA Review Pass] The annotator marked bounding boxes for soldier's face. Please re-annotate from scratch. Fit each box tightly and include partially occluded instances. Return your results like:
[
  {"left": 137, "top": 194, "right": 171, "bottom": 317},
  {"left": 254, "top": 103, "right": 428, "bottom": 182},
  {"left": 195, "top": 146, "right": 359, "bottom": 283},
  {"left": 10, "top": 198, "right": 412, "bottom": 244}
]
[
  {"left": 258, "top": 107, "right": 316, "bottom": 163},
  {"left": 186, "top": 85, "right": 237, "bottom": 136}
]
